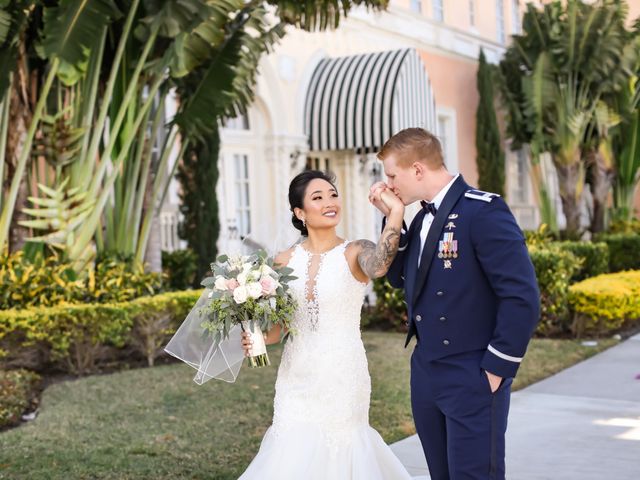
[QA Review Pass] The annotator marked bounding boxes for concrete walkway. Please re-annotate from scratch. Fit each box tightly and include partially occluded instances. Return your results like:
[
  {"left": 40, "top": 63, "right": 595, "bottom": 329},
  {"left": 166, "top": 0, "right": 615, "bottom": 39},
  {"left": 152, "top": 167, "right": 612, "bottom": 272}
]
[{"left": 390, "top": 334, "right": 640, "bottom": 479}]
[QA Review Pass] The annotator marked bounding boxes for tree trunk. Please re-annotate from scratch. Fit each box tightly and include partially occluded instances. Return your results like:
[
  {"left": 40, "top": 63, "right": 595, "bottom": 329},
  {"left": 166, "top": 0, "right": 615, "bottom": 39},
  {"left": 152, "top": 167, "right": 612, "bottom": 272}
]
[
  {"left": 586, "top": 149, "right": 615, "bottom": 234},
  {"left": 6, "top": 53, "right": 33, "bottom": 254},
  {"left": 555, "top": 159, "right": 585, "bottom": 239},
  {"left": 142, "top": 166, "right": 163, "bottom": 273}
]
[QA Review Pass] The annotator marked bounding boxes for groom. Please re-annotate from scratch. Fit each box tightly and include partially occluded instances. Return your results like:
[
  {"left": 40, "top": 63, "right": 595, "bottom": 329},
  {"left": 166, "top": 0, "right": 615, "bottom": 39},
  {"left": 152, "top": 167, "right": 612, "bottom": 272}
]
[{"left": 370, "top": 128, "right": 540, "bottom": 479}]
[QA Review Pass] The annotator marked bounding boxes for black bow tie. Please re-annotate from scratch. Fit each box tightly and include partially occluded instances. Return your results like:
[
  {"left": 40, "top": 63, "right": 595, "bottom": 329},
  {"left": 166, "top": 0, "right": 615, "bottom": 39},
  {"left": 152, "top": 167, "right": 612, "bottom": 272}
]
[{"left": 420, "top": 201, "right": 438, "bottom": 216}]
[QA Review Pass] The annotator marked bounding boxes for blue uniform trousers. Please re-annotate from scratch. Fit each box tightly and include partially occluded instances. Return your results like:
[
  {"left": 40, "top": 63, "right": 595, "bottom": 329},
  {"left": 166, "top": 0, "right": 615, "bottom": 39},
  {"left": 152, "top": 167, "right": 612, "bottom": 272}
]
[{"left": 411, "top": 347, "right": 512, "bottom": 480}]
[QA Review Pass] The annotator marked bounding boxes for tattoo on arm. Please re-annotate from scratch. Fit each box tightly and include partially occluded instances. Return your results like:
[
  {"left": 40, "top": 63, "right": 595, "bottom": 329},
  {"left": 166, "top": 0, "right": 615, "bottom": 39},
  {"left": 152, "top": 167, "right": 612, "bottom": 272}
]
[{"left": 354, "top": 226, "right": 401, "bottom": 279}]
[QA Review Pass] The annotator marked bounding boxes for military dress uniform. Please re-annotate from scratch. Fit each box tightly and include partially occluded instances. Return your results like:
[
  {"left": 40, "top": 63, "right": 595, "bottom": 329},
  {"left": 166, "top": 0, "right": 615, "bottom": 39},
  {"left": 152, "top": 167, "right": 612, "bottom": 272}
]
[{"left": 384, "top": 175, "right": 540, "bottom": 480}]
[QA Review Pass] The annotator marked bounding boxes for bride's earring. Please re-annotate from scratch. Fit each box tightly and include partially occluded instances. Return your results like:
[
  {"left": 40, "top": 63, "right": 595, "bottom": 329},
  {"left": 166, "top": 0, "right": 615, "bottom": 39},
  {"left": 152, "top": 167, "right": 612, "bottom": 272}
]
[{"left": 302, "top": 218, "right": 306, "bottom": 228}]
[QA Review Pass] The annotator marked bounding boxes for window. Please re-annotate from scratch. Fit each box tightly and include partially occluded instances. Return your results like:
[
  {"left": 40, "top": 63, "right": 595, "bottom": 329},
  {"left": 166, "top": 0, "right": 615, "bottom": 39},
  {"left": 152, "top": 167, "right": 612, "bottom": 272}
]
[
  {"left": 469, "top": 0, "right": 476, "bottom": 27},
  {"left": 410, "top": 0, "right": 422, "bottom": 13},
  {"left": 511, "top": 0, "right": 521, "bottom": 34},
  {"left": 233, "top": 154, "right": 251, "bottom": 238},
  {"left": 496, "top": 0, "right": 506, "bottom": 44},
  {"left": 224, "top": 113, "right": 250, "bottom": 130},
  {"left": 433, "top": 0, "right": 444, "bottom": 22},
  {"left": 438, "top": 116, "right": 448, "bottom": 164},
  {"left": 436, "top": 109, "right": 458, "bottom": 173}
]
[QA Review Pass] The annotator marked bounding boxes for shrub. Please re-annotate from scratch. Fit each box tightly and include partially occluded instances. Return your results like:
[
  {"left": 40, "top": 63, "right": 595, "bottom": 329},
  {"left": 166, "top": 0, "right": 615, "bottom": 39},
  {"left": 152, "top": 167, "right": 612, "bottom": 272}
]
[
  {"left": 362, "top": 278, "right": 408, "bottom": 331},
  {"left": 528, "top": 245, "right": 581, "bottom": 336},
  {"left": 569, "top": 271, "right": 640, "bottom": 337},
  {"left": 608, "top": 218, "right": 640, "bottom": 234},
  {"left": 162, "top": 249, "right": 198, "bottom": 290},
  {"left": 0, "top": 251, "right": 86, "bottom": 309},
  {"left": 0, "top": 251, "right": 164, "bottom": 310},
  {"left": 524, "top": 223, "right": 557, "bottom": 247},
  {"left": 0, "top": 369, "right": 40, "bottom": 429},
  {"left": 90, "top": 252, "right": 165, "bottom": 303},
  {"left": 595, "top": 233, "right": 640, "bottom": 272},
  {"left": 127, "top": 290, "right": 200, "bottom": 366},
  {"left": 552, "top": 241, "right": 609, "bottom": 282},
  {"left": 0, "top": 291, "right": 202, "bottom": 374}
]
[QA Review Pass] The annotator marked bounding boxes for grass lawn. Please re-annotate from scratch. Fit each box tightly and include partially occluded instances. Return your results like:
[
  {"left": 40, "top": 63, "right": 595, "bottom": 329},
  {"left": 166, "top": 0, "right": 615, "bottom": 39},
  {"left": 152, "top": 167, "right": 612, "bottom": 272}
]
[{"left": 0, "top": 332, "right": 616, "bottom": 479}]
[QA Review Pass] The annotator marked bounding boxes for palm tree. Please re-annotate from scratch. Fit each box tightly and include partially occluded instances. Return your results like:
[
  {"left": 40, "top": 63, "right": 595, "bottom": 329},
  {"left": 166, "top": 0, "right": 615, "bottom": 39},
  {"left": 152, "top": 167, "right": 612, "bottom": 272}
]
[
  {"left": 498, "top": 0, "right": 636, "bottom": 237},
  {"left": 0, "top": 0, "right": 389, "bottom": 272}
]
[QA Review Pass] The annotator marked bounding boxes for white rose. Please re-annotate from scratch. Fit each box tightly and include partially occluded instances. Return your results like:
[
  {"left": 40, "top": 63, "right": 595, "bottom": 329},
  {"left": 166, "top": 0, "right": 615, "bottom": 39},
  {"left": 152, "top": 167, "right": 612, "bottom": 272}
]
[
  {"left": 233, "top": 285, "right": 248, "bottom": 304},
  {"left": 237, "top": 271, "right": 248, "bottom": 286},
  {"left": 214, "top": 276, "right": 228, "bottom": 291},
  {"left": 247, "top": 282, "right": 263, "bottom": 299}
]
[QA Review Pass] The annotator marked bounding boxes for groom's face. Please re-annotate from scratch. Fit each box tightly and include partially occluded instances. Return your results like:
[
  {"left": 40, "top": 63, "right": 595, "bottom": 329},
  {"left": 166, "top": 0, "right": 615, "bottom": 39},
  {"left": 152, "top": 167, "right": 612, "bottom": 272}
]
[{"left": 382, "top": 154, "right": 425, "bottom": 206}]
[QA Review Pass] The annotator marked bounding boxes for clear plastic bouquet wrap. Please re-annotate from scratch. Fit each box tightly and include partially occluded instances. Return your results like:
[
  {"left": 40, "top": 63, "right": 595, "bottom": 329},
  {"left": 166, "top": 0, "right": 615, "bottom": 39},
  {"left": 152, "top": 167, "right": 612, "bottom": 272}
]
[{"left": 164, "top": 250, "right": 297, "bottom": 384}]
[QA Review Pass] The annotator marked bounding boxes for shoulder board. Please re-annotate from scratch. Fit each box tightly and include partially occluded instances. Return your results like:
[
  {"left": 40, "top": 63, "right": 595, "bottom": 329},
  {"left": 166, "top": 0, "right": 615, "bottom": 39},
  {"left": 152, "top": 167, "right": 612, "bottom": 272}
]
[{"left": 464, "top": 190, "right": 500, "bottom": 203}]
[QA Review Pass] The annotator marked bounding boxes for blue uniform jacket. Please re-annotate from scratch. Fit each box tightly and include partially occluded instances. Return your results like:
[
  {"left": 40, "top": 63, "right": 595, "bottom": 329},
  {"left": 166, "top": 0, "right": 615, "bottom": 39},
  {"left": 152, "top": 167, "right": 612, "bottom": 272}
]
[{"left": 385, "top": 176, "right": 540, "bottom": 378}]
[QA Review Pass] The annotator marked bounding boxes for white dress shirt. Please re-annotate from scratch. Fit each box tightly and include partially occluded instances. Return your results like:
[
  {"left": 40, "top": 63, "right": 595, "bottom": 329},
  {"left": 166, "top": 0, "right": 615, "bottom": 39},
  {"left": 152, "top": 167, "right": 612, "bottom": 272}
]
[{"left": 418, "top": 174, "right": 459, "bottom": 266}]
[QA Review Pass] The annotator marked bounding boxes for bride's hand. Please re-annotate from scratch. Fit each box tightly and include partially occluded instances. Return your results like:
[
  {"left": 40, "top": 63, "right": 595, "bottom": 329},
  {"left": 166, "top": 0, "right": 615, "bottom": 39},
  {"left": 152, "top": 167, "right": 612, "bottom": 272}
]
[
  {"left": 369, "top": 182, "right": 391, "bottom": 216},
  {"left": 380, "top": 188, "right": 404, "bottom": 215}
]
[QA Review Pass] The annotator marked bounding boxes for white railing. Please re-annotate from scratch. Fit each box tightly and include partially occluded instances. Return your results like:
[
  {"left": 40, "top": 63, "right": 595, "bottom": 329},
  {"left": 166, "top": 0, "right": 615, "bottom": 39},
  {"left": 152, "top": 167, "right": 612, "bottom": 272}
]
[{"left": 160, "top": 211, "right": 182, "bottom": 252}]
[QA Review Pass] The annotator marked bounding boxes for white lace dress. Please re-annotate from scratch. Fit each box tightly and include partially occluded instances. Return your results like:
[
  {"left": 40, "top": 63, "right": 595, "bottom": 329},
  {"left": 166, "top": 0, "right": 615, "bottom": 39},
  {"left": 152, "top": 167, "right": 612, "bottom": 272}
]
[{"left": 238, "top": 240, "right": 411, "bottom": 480}]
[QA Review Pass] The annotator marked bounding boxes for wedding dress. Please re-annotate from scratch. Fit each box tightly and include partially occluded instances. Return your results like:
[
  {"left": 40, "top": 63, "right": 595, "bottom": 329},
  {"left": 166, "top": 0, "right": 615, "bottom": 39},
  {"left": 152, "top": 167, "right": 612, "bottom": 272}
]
[{"left": 238, "top": 240, "right": 412, "bottom": 480}]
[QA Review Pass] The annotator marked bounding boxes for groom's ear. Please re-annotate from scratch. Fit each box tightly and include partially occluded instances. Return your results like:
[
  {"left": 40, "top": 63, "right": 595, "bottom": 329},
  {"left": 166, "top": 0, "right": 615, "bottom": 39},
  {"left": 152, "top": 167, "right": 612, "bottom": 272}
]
[{"left": 413, "top": 161, "right": 425, "bottom": 180}]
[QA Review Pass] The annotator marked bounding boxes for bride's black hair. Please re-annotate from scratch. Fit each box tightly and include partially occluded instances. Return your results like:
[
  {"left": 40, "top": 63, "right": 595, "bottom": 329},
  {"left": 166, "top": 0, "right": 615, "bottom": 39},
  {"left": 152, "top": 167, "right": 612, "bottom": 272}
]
[{"left": 289, "top": 170, "right": 337, "bottom": 237}]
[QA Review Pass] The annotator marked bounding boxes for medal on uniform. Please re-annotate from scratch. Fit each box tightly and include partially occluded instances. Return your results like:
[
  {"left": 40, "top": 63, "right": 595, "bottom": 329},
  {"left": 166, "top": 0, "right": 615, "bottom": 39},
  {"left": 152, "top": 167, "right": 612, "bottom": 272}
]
[
  {"left": 445, "top": 221, "right": 456, "bottom": 230},
  {"left": 448, "top": 213, "right": 459, "bottom": 219},
  {"left": 442, "top": 232, "right": 453, "bottom": 259},
  {"left": 444, "top": 259, "right": 452, "bottom": 269}
]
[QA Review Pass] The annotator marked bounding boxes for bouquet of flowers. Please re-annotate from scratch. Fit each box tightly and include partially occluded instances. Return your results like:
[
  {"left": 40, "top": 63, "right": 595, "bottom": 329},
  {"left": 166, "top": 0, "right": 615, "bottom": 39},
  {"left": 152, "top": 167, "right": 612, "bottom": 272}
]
[
  {"left": 165, "top": 249, "right": 297, "bottom": 384},
  {"left": 198, "top": 250, "right": 297, "bottom": 367}
]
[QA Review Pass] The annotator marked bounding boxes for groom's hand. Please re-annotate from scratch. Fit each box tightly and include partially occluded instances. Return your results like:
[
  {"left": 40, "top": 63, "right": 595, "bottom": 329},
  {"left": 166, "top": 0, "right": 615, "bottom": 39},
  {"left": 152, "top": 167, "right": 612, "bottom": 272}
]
[
  {"left": 485, "top": 370, "right": 503, "bottom": 393},
  {"left": 369, "top": 182, "right": 391, "bottom": 216}
]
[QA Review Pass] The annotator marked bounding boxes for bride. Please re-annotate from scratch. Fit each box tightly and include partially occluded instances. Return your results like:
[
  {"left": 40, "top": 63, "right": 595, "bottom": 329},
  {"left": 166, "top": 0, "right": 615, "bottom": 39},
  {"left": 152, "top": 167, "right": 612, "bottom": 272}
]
[{"left": 238, "top": 170, "right": 411, "bottom": 479}]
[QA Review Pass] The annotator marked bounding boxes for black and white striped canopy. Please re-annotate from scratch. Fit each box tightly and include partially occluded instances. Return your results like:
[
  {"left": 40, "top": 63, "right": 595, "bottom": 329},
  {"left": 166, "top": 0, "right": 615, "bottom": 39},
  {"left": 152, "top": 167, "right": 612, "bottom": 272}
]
[{"left": 304, "top": 48, "right": 437, "bottom": 153}]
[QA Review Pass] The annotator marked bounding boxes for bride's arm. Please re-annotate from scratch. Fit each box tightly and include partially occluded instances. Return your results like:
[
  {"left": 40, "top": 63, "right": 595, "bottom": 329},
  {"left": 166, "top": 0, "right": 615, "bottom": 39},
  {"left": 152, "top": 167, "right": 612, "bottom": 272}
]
[{"left": 354, "top": 189, "right": 405, "bottom": 280}]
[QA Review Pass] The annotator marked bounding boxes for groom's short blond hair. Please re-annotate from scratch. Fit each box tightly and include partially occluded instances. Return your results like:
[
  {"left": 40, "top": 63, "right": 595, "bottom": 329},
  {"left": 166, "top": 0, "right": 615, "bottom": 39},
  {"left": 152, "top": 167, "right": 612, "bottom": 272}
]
[{"left": 377, "top": 128, "right": 444, "bottom": 169}]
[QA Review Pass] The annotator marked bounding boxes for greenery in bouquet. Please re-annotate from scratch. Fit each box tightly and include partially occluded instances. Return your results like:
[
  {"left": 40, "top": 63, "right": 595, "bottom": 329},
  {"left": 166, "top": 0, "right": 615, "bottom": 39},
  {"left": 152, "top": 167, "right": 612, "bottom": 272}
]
[{"left": 197, "top": 251, "right": 298, "bottom": 348}]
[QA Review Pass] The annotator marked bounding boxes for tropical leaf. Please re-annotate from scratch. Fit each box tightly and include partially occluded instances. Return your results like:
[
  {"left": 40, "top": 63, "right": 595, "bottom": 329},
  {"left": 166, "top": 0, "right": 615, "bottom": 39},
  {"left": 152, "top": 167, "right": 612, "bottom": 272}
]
[
  {"left": 267, "top": 0, "right": 388, "bottom": 31},
  {"left": 18, "top": 178, "right": 96, "bottom": 253},
  {"left": 41, "top": 0, "right": 121, "bottom": 84}
]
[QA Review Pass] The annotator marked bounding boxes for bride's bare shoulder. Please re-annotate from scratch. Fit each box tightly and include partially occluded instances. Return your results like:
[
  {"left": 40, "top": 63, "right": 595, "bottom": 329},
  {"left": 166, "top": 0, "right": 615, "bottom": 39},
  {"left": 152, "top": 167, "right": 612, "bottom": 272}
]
[{"left": 274, "top": 246, "right": 296, "bottom": 268}]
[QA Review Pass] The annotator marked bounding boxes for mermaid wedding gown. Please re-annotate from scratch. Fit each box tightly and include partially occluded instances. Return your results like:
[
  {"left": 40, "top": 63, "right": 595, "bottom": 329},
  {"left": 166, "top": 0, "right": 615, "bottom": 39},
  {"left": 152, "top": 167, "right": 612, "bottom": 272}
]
[{"left": 238, "top": 240, "right": 412, "bottom": 480}]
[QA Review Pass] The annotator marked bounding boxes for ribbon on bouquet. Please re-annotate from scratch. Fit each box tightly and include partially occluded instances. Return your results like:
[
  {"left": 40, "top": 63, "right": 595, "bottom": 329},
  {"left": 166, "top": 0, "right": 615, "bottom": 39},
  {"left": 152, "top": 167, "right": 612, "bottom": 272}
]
[{"left": 164, "top": 288, "right": 245, "bottom": 384}]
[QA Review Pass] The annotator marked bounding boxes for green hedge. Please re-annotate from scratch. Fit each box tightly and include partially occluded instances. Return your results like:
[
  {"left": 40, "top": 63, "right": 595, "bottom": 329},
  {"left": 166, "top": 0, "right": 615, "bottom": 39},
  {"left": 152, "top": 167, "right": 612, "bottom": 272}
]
[
  {"left": 552, "top": 241, "right": 609, "bottom": 282},
  {"left": 0, "top": 369, "right": 40, "bottom": 429},
  {"left": 528, "top": 245, "right": 581, "bottom": 336},
  {"left": 569, "top": 271, "right": 640, "bottom": 337},
  {"left": 595, "top": 233, "right": 640, "bottom": 273},
  {"left": 363, "top": 278, "right": 407, "bottom": 331},
  {"left": 0, "top": 290, "right": 201, "bottom": 375}
]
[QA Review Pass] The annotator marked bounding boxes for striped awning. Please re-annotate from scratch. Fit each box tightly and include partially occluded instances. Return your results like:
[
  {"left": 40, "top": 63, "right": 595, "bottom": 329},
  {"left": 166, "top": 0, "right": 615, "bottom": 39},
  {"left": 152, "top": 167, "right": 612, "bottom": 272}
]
[{"left": 304, "top": 48, "right": 437, "bottom": 153}]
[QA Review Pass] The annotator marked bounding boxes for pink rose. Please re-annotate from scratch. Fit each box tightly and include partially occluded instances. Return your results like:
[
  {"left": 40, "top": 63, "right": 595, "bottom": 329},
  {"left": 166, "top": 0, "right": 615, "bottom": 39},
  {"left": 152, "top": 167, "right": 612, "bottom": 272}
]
[
  {"left": 227, "top": 279, "right": 239, "bottom": 290},
  {"left": 260, "top": 276, "right": 278, "bottom": 296}
]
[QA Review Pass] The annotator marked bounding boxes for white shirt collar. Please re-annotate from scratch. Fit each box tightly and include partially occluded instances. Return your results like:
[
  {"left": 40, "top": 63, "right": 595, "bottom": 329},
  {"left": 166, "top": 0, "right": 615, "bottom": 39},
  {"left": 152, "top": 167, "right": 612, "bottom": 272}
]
[{"left": 428, "top": 174, "right": 459, "bottom": 210}]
